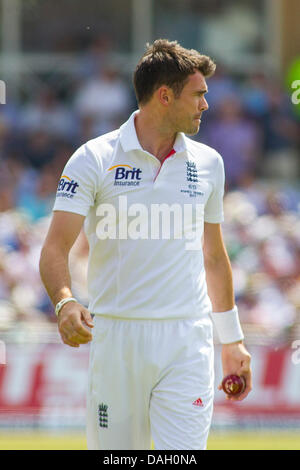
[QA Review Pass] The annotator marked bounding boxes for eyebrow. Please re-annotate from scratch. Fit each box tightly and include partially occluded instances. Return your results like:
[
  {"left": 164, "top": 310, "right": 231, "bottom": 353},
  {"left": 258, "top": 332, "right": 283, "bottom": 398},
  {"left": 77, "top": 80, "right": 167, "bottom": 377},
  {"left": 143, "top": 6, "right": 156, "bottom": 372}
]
[{"left": 194, "top": 88, "right": 208, "bottom": 95}]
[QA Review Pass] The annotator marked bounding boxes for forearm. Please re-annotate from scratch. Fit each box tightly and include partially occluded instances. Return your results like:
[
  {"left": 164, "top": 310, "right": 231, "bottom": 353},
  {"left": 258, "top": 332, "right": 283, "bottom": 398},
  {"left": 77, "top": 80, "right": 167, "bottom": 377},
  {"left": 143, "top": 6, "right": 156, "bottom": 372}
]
[
  {"left": 204, "top": 251, "right": 235, "bottom": 312},
  {"left": 39, "top": 244, "right": 73, "bottom": 307}
]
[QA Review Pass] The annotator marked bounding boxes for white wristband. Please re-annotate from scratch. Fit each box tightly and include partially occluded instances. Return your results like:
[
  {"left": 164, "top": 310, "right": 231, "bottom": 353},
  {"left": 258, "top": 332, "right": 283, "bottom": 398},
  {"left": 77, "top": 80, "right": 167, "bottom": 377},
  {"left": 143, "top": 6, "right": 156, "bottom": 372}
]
[
  {"left": 210, "top": 305, "right": 244, "bottom": 344},
  {"left": 55, "top": 297, "right": 78, "bottom": 317}
]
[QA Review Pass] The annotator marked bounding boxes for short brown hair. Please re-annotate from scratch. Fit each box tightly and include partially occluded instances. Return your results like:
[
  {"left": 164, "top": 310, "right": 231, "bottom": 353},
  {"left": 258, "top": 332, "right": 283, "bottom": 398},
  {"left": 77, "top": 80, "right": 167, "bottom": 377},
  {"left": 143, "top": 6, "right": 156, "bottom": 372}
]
[{"left": 133, "top": 39, "right": 216, "bottom": 105}]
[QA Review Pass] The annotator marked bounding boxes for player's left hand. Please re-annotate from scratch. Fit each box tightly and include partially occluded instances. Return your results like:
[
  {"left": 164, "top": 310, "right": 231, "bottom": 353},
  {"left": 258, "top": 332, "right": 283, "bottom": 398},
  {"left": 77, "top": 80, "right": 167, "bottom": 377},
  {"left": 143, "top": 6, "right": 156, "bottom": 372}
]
[{"left": 218, "top": 341, "right": 252, "bottom": 402}]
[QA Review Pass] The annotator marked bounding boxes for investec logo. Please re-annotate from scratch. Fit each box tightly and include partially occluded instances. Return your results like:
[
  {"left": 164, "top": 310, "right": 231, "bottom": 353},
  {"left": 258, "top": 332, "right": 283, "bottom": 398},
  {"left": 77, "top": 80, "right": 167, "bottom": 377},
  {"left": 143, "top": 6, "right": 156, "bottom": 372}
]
[
  {"left": 56, "top": 175, "right": 79, "bottom": 199},
  {"left": 108, "top": 164, "right": 142, "bottom": 186}
]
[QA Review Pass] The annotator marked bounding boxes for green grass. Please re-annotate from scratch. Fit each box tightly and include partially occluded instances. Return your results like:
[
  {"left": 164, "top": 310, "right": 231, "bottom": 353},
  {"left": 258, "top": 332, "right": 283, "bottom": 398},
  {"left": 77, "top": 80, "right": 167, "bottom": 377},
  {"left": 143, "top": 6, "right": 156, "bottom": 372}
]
[
  {"left": 0, "top": 431, "right": 87, "bottom": 450},
  {"left": 207, "top": 431, "right": 300, "bottom": 450},
  {"left": 0, "top": 430, "right": 299, "bottom": 450}
]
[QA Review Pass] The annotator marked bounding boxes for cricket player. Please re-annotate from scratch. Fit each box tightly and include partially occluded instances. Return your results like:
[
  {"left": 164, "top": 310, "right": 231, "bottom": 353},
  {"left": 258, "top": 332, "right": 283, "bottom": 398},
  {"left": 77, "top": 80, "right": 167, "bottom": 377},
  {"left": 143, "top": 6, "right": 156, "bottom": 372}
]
[{"left": 39, "top": 39, "right": 252, "bottom": 450}]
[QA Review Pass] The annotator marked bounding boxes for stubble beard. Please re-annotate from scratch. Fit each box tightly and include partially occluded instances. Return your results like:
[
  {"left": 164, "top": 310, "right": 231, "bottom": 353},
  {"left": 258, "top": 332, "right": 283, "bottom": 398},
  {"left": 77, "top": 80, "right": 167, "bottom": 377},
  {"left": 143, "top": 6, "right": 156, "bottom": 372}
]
[
  {"left": 169, "top": 109, "right": 201, "bottom": 136},
  {"left": 179, "top": 110, "right": 202, "bottom": 135},
  {"left": 184, "top": 120, "right": 201, "bottom": 136}
]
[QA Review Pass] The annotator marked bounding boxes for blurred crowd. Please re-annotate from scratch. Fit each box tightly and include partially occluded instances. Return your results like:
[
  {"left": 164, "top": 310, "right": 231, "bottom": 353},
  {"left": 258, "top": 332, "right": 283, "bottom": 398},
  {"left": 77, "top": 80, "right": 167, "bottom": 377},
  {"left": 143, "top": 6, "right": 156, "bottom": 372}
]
[{"left": 0, "top": 36, "right": 299, "bottom": 342}]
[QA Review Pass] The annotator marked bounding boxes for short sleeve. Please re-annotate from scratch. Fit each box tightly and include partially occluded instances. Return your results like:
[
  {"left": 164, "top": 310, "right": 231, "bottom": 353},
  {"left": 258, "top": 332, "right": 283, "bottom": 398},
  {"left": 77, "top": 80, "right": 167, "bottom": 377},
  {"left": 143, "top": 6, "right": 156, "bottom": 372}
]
[
  {"left": 204, "top": 154, "right": 225, "bottom": 223},
  {"left": 53, "top": 144, "right": 101, "bottom": 216}
]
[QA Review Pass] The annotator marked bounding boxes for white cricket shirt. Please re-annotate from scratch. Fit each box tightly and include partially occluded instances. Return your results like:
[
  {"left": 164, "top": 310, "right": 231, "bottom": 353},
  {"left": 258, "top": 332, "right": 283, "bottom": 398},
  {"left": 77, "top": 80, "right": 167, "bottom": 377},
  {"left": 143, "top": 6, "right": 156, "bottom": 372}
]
[{"left": 53, "top": 110, "right": 225, "bottom": 319}]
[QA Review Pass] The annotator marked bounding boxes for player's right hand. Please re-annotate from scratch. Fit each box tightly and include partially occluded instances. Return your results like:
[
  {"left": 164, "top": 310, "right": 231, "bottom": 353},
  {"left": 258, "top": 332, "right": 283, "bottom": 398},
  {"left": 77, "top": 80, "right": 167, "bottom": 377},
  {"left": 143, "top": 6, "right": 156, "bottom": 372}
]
[{"left": 57, "top": 302, "right": 94, "bottom": 348}]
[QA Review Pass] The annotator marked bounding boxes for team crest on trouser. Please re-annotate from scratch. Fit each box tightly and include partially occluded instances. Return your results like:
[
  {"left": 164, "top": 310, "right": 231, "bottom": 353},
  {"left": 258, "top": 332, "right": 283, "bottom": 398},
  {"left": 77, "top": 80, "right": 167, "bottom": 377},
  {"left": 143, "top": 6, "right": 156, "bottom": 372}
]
[{"left": 98, "top": 403, "right": 108, "bottom": 428}]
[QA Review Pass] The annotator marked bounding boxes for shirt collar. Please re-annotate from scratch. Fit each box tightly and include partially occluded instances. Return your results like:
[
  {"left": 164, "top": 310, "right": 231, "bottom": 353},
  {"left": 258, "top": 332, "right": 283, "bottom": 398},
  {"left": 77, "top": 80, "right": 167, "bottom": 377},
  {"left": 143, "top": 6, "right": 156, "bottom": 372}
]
[
  {"left": 119, "top": 110, "right": 143, "bottom": 152},
  {"left": 173, "top": 131, "right": 188, "bottom": 153},
  {"left": 119, "top": 110, "right": 188, "bottom": 154}
]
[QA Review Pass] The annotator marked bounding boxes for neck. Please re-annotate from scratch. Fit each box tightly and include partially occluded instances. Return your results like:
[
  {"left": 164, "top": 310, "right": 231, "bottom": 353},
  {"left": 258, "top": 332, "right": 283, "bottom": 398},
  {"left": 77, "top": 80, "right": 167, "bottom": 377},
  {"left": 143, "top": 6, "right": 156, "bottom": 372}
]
[{"left": 134, "top": 108, "right": 177, "bottom": 162}]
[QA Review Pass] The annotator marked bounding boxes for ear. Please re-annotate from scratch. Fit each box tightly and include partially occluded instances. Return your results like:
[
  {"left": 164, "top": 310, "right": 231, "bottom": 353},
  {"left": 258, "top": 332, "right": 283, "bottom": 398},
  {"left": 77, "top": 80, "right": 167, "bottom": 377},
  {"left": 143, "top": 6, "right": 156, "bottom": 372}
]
[{"left": 156, "top": 86, "right": 173, "bottom": 107}]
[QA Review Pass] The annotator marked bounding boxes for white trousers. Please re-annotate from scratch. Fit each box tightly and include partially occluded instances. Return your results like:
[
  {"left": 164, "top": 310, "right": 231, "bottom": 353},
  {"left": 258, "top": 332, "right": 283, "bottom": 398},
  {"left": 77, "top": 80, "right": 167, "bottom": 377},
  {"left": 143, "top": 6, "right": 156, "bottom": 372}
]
[{"left": 86, "top": 315, "right": 214, "bottom": 450}]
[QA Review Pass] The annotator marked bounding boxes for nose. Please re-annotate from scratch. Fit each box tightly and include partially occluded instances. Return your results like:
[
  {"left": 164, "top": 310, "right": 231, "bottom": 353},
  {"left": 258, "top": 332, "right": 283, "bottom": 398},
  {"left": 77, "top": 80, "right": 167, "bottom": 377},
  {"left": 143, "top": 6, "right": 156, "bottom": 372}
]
[{"left": 200, "top": 96, "right": 209, "bottom": 111}]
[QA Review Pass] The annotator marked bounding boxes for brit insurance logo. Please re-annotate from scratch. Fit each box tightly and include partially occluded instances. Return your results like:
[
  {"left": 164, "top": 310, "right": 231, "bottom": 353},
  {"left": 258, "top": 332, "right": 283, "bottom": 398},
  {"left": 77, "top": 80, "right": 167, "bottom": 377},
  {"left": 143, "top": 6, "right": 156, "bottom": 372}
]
[
  {"left": 56, "top": 174, "right": 79, "bottom": 199},
  {"left": 108, "top": 164, "right": 142, "bottom": 186}
]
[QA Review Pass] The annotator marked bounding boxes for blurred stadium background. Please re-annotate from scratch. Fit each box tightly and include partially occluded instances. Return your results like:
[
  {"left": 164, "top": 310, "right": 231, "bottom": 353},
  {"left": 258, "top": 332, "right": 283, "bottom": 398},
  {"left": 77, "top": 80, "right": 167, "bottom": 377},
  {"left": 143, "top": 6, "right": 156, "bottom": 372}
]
[{"left": 0, "top": 0, "right": 300, "bottom": 450}]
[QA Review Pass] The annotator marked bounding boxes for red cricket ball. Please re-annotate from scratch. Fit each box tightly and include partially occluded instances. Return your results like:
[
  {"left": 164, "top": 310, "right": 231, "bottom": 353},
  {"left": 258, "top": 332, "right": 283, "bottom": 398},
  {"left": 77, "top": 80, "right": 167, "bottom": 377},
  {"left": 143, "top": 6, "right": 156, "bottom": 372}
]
[{"left": 222, "top": 374, "right": 246, "bottom": 396}]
